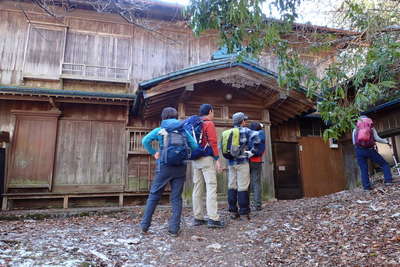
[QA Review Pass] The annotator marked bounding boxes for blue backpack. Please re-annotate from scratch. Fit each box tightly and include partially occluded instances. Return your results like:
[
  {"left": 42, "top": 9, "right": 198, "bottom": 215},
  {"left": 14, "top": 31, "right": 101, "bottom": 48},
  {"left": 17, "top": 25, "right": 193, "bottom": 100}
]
[
  {"left": 250, "top": 130, "right": 266, "bottom": 156},
  {"left": 183, "top": 115, "right": 209, "bottom": 160},
  {"left": 161, "top": 127, "right": 190, "bottom": 166}
]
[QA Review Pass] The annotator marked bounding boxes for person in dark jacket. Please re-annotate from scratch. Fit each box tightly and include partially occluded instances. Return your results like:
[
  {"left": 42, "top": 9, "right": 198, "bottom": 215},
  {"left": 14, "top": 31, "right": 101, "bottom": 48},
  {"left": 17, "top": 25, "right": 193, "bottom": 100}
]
[
  {"left": 353, "top": 116, "right": 393, "bottom": 190},
  {"left": 226, "top": 112, "right": 260, "bottom": 220},
  {"left": 140, "top": 107, "right": 197, "bottom": 237},
  {"left": 249, "top": 122, "right": 265, "bottom": 211}
]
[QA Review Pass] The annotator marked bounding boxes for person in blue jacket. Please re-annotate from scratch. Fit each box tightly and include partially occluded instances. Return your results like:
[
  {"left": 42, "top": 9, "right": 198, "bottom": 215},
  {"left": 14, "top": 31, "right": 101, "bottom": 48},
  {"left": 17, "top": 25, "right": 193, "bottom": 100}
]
[{"left": 140, "top": 107, "right": 198, "bottom": 237}]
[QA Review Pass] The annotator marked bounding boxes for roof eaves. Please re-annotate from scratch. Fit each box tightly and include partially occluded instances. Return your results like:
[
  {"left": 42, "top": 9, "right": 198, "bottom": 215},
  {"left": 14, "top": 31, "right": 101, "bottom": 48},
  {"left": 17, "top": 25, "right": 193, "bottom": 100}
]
[
  {"left": 0, "top": 86, "right": 135, "bottom": 100},
  {"left": 138, "top": 57, "right": 316, "bottom": 97},
  {"left": 363, "top": 97, "right": 400, "bottom": 114}
]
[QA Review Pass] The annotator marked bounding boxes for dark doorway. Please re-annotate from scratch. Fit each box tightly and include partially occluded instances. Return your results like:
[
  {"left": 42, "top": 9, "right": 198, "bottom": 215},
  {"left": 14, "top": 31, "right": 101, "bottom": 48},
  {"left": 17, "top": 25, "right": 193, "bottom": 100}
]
[
  {"left": 272, "top": 142, "right": 303, "bottom": 199},
  {"left": 0, "top": 148, "right": 5, "bottom": 205}
]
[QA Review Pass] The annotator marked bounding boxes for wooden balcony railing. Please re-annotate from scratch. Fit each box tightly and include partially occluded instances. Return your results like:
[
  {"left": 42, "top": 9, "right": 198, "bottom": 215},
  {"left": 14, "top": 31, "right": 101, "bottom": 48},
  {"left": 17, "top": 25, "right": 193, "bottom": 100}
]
[{"left": 61, "top": 63, "right": 130, "bottom": 83}]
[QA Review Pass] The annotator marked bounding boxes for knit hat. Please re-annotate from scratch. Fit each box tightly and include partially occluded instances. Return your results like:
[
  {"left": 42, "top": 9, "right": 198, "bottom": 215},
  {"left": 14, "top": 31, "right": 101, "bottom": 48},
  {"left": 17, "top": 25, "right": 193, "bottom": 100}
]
[
  {"left": 232, "top": 112, "right": 248, "bottom": 125},
  {"left": 199, "top": 104, "right": 213, "bottom": 116}
]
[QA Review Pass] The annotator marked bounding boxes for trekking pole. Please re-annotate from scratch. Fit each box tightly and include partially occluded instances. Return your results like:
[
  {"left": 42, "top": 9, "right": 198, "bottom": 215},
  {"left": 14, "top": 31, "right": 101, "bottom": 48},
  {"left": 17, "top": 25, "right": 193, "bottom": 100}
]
[
  {"left": 393, "top": 154, "right": 400, "bottom": 177},
  {"left": 388, "top": 142, "right": 400, "bottom": 176}
]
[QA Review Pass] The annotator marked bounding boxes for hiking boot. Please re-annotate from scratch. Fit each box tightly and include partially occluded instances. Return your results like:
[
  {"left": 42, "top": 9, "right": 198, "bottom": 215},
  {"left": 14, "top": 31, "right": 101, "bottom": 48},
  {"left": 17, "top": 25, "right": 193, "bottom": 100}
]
[
  {"left": 207, "top": 219, "right": 225, "bottom": 228},
  {"left": 167, "top": 229, "right": 180, "bottom": 237},
  {"left": 230, "top": 212, "right": 240, "bottom": 220},
  {"left": 193, "top": 218, "right": 207, "bottom": 226},
  {"left": 140, "top": 226, "right": 149, "bottom": 234}
]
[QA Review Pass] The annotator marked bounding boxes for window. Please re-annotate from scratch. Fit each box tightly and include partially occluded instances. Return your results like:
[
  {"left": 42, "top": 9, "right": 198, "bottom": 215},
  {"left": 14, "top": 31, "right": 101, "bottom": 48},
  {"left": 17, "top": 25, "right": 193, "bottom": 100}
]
[
  {"left": 62, "top": 31, "right": 131, "bottom": 82},
  {"left": 23, "top": 24, "right": 65, "bottom": 79},
  {"left": 300, "top": 118, "right": 327, "bottom": 137}
]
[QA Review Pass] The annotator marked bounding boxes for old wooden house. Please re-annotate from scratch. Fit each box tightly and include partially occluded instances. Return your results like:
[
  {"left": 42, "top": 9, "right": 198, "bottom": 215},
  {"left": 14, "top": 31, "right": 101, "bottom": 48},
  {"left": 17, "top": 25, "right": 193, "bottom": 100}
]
[{"left": 0, "top": 0, "right": 352, "bottom": 210}]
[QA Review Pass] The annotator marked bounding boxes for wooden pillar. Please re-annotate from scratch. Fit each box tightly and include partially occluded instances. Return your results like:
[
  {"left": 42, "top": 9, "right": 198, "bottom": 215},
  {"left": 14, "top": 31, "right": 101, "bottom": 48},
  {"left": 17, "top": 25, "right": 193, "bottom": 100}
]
[
  {"left": 262, "top": 110, "right": 275, "bottom": 200},
  {"left": 63, "top": 195, "right": 69, "bottom": 209},
  {"left": 2, "top": 196, "right": 7, "bottom": 211},
  {"left": 178, "top": 103, "right": 185, "bottom": 119},
  {"left": 119, "top": 193, "right": 124, "bottom": 207}
]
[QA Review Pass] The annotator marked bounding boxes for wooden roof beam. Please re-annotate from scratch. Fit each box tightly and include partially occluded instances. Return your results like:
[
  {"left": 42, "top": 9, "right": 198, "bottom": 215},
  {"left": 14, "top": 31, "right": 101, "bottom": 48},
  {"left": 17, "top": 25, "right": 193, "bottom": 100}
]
[
  {"left": 288, "top": 90, "right": 315, "bottom": 108},
  {"left": 272, "top": 105, "right": 299, "bottom": 118},
  {"left": 264, "top": 92, "right": 288, "bottom": 108},
  {"left": 179, "top": 84, "right": 194, "bottom": 102},
  {"left": 270, "top": 116, "right": 284, "bottom": 125},
  {"left": 282, "top": 99, "right": 307, "bottom": 112},
  {"left": 270, "top": 110, "right": 290, "bottom": 121}
]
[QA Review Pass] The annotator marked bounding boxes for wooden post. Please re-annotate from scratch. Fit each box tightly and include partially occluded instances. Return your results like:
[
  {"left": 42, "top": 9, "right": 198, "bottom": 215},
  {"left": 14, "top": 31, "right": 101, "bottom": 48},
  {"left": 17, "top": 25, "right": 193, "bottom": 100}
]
[
  {"left": 262, "top": 110, "right": 275, "bottom": 200},
  {"left": 2, "top": 196, "right": 7, "bottom": 211},
  {"left": 119, "top": 193, "right": 124, "bottom": 207},
  {"left": 222, "top": 106, "right": 229, "bottom": 120},
  {"left": 178, "top": 103, "right": 185, "bottom": 119},
  {"left": 63, "top": 195, "right": 69, "bottom": 209}
]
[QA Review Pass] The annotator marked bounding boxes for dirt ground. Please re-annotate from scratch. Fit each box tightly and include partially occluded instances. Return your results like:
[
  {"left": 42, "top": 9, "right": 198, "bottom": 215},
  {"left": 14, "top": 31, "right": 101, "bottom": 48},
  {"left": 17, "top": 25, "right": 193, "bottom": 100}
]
[{"left": 1, "top": 184, "right": 400, "bottom": 266}]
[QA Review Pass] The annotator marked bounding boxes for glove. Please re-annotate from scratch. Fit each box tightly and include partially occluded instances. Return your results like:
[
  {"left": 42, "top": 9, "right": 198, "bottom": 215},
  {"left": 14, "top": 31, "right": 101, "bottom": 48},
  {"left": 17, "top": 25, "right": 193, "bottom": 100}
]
[{"left": 244, "top": 151, "right": 254, "bottom": 158}]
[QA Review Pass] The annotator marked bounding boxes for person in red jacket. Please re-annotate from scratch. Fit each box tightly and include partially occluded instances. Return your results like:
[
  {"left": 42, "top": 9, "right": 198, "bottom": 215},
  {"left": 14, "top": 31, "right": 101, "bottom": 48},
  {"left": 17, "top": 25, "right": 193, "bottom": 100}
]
[{"left": 192, "top": 104, "right": 224, "bottom": 228}]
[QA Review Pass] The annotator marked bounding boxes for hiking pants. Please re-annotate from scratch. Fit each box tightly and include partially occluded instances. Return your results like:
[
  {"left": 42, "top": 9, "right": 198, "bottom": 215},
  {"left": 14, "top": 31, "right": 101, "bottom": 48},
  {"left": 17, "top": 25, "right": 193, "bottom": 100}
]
[
  {"left": 141, "top": 161, "right": 186, "bottom": 233},
  {"left": 355, "top": 146, "right": 392, "bottom": 189},
  {"left": 192, "top": 156, "right": 219, "bottom": 221},
  {"left": 250, "top": 161, "right": 262, "bottom": 208},
  {"left": 227, "top": 162, "right": 250, "bottom": 215}
]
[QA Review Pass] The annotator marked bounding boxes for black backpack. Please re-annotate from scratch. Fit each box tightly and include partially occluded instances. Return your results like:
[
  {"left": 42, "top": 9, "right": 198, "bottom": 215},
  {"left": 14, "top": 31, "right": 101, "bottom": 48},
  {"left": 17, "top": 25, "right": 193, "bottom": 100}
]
[{"left": 161, "top": 128, "right": 190, "bottom": 166}]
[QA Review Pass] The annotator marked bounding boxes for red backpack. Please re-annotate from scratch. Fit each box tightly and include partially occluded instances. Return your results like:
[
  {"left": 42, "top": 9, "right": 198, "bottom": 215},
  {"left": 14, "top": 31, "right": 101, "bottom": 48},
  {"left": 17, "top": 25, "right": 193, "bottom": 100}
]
[{"left": 355, "top": 117, "right": 375, "bottom": 148}]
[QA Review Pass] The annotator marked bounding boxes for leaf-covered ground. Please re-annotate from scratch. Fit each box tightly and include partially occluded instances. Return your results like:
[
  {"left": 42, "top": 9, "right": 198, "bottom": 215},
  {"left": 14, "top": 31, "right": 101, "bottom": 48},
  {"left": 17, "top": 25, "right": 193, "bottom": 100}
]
[{"left": 1, "top": 184, "right": 400, "bottom": 266}]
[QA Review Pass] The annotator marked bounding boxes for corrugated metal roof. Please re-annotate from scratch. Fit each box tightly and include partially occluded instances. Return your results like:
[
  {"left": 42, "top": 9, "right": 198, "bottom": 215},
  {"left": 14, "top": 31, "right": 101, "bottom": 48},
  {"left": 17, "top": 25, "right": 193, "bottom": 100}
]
[{"left": 0, "top": 86, "right": 135, "bottom": 100}]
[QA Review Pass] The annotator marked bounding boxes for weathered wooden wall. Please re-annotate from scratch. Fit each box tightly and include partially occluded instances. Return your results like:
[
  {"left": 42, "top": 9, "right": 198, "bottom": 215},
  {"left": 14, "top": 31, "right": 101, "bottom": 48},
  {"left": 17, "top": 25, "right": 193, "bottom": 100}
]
[
  {"left": 52, "top": 104, "right": 126, "bottom": 192},
  {"left": 271, "top": 120, "right": 300, "bottom": 142},
  {"left": 299, "top": 136, "right": 346, "bottom": 197},
  {"left": 0, "top": 9, "right": 27, "bottom": 85},
  {"left": 0, "top": 1, "right": 336, "bottom": 92},
  {"left": 0, "top": 100, "right": 52, "bottom": 142},
  {"left": 0, "top": 99, "right": 128, "bottom": 193}
]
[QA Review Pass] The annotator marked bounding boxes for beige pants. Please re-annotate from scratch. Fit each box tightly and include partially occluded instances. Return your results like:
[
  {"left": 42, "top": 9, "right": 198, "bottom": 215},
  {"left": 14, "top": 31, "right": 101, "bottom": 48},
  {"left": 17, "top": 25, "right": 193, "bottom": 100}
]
[
  {"left": 192, "top": 156, "right": 219, "bottom": 221},
  {"left": 228, "top": 162, "right": 250, "bottom": 191}
]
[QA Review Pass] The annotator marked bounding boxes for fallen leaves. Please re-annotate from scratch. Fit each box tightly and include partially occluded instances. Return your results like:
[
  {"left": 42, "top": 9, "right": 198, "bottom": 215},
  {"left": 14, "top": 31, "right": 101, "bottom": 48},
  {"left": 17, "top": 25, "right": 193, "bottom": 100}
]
[{"left": 0, "top": 182, "right": 400, "bottom": 266}]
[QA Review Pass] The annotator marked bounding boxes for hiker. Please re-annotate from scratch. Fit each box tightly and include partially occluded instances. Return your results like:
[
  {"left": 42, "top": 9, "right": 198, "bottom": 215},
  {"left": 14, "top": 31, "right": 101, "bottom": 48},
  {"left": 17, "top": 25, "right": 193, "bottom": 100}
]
[
  {"left": 248, "top": 122, "right": 266, "bottom": 211},
  {"left": 140, "top": 107, "right": 198, "bottom": 237},
  {"left": 189, "top": 104, "right": 224, "bottom": 228},
  {"left": 222, "top": 112, "right": 260, "bottom": 220},
  {"left": 353, "top": 115, "right": 393, "bottom": 190}
]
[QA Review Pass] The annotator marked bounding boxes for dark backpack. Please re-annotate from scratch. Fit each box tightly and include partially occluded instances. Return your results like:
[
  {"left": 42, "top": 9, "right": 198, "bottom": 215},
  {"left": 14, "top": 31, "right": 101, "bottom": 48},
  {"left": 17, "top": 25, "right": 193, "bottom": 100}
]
[
  {"left": 183, "top": 115, "right": 208, "bottom": 160},
  {"left": 161, "top": 128, "right": 190, "bottom": 166},
  {"left": 250, "top": 130, "right": 265, "bottom": 156}
]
